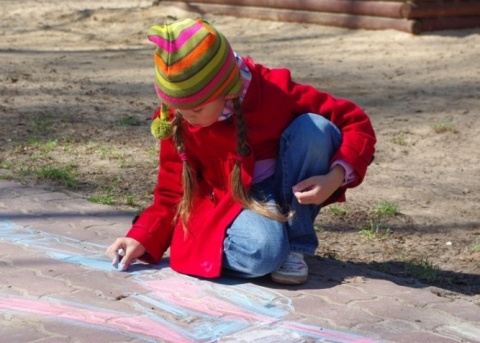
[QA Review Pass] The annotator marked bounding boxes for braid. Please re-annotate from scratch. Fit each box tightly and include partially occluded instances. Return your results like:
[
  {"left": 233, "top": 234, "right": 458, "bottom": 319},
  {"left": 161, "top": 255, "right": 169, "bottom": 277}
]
[
  {"left": 230, "top": 98, "right": 250, "bottom": 204},
  {"left": 231, "top": 99, "right": 290, "bottom": 222},
  {"left": 172, "top": 112, "right": 196, "bottom": 232}
]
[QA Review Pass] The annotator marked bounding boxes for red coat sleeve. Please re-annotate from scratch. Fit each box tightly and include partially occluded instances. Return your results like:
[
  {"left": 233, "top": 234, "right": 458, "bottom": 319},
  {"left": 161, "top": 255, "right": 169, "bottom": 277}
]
[
  {"left": 260, "top": 65, "right": 376, "bottom": 187},
  {"left": 251, "top": 62, "right": 376, "bottom": 204},
  {"left": 125, "top": 137, "right": 183, "bottom": 263}
]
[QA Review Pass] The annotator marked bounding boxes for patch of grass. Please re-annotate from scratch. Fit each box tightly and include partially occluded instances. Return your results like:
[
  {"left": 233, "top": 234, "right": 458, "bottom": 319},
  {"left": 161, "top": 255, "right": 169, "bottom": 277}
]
[
  {"left": 89, "top": 192, "right": 115, "bottom": 205},
  {"left": 117, "top": 116, "right": 142, "bottom": 126},
  {"left": 392, "top": 133, "right": 407, "bottom": 146},
  {"left": 30, "top": 113, "right": 56, "bottom": 136},
  {"left": 119, "top": 160, "right": 138, "bottom": 168},
  {"left": 45, "top": 139, "right": 58, "bottom": 151},
  {"left": 0, "top": 161, "right": 13, "bottom": 170},
  {"left": 147, "top": 143, "right": 160, "bottom": 157},
  {"left": 404, "top": 258, "right": 438, "bottom": 282},
  {"left": 328, "top": 204, "right": 347, "bottom": 216},
  {"left": 85, "top": 142, "right": 126, "bottom": 160},
  {"left": 97, "top": 147, "right": 125, "bottom": 160},
  {"left": 432, "top": 121, "right": 457, "bottom": 134},
  {"left": 124, "top": 194, "right": 138, "bottom": 207},
  {"left": 86, "top": 141, "right": 98, "bottom": 150},
  {"left": 469, "top": 241, "right": 480, "bottom": 253},
  {"left": 33, "top": 165, "right": 77, "bottom": 188},
  {"left": 28, "top": 138, "right": 58, "bottom": 154},
  {"left": 359, "top": 221, "right": 392, "bottom": 241},
  {"left": 376, "top": 201, "right": 399, "bottom": 217}
]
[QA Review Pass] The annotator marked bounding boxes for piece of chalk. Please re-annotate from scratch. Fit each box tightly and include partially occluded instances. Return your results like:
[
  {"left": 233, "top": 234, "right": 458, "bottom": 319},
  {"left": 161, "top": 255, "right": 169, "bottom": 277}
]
[{"left": 112, "top": 248, "right": 125, "bottom": 269}]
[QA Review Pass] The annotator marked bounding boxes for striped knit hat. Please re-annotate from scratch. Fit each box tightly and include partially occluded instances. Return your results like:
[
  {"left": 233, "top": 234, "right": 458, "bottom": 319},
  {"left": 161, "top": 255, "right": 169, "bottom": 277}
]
[{"left": 147, "top": 18, "right": 242, "bottom": 110}]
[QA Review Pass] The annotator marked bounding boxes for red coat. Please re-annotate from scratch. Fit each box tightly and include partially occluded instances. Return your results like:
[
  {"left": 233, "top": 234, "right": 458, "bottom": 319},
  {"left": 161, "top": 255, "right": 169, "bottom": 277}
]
[{"left": 127, "top": 57, "right": 376, "bottom": 278}]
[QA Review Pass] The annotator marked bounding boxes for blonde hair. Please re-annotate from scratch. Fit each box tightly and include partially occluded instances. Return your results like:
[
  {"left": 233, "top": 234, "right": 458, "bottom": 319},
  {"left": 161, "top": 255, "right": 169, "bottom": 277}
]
[{"left": 172, "top": 98, "right": 290, "bottom": 232}]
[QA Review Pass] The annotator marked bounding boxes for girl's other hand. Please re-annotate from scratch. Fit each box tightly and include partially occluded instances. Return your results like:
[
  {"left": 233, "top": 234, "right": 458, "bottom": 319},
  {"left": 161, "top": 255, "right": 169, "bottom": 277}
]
[
  {"left": 106, "top": 237, "right": 146, "bottom": 271},
  {"left": 293, "top": 165, "right": 345, "bottom": 205}
]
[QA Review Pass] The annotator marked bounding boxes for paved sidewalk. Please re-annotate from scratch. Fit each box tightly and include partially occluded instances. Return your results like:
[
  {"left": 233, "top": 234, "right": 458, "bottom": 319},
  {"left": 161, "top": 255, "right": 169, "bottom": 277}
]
[{"left": 0, "top": 179, "right": 478, "bottom": 343}]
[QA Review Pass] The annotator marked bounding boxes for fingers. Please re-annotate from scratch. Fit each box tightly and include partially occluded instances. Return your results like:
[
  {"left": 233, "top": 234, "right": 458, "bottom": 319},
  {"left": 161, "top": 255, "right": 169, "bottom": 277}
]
[
  {"left": 293, "top": 176, "right": 334, "bottom": 205},
  {"left": 119, "top": 249, "right": 136, "bottom": 271},
  {"left": 293, "top": 178, "right": 317, "bottom": 204},
  {"left": 106, "top": 240, "right": 130, "bottom": 270},
  {"left": 106, "top": 238, "right": 143, "bottom": 271},
  {"left": 292, "top": 178, "right": 314, "bottom": 193},
  {"left": 294, "top": 189, "right": 315, "bottom": 204},
  {"left": 106, "top": 241, "right": 120, "bottom": 259}
]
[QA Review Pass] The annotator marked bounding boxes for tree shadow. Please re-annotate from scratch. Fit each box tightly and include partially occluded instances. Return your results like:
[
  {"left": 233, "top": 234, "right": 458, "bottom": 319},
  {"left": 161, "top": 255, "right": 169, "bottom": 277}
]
[
  {"left": 354, "top": 259, "right": 480, "bottom": 296},
  {"left": 221, "top": 256, "right": 479, "bottom": 298},
  {"left": 419, "top": 27, "right": 480, "bottom": 38},
  {"left": 144, "top": 253, "right": 479, "bottom": 298}
]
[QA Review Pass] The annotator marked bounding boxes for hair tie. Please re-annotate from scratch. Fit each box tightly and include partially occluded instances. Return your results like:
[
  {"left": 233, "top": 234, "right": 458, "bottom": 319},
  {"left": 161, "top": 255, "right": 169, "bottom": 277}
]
[
  {"left": 179, "top": 152, "right": 188, "bottom": 161},
  {"left": 235, "top": 155, "right": 243, "bottom": 162}
]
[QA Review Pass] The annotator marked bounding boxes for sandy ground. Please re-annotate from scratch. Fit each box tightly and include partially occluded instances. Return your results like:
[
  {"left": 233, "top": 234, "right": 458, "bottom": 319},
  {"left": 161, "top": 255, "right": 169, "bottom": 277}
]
[{"left": 1, "top": 1, "right": 479, "bottom": 297}]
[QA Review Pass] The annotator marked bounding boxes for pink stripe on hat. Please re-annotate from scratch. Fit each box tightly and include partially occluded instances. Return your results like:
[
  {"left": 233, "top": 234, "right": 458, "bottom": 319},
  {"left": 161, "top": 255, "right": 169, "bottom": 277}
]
[{"left": 148, "top": 23, "right": 203, "bottom": 54}]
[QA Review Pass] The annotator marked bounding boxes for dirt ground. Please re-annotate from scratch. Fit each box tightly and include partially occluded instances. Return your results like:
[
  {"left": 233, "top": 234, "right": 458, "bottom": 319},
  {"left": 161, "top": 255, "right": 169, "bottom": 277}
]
[{"left": 1, "top": 1, "right": 479, "bottom": 300}]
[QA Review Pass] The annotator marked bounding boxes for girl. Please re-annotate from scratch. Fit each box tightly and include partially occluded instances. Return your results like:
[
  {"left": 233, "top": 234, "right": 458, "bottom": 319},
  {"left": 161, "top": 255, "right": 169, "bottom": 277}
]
[{"left": 107, "top": 18, "right": 376, "bottom": 285}]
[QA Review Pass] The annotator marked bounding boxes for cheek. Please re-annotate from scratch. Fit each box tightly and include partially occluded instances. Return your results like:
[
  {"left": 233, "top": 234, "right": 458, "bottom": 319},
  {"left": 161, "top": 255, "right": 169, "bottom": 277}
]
[
  {"left": 179, "top": 111, "right": 197, "bottom": 122},
  {"left": 203, "top": 109, "right": 222, "bottom": 124}
]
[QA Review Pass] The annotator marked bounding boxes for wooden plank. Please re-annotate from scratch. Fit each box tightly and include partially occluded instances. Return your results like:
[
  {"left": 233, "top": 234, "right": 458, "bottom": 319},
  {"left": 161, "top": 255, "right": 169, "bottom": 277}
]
[
  {"left": 403, "top": 2, "right": 480, "bottom": 18},
  {"left": 164, "top": 0, "right": 406, "bottom": 18},
  {"left": 420, "top": 15, "right": 480, "bottom": 30},
  {"left": 162, "top": 2, "right": 421, "bottom": 33}
]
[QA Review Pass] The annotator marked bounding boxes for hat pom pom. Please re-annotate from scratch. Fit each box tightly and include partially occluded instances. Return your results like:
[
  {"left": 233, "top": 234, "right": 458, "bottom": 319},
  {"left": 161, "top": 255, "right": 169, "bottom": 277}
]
[
  {"left": 151, "top": 104, "right": 173, "bottom": 139},
  {"left": 151, "top": 117, "right": 173, "bottom": 139}
]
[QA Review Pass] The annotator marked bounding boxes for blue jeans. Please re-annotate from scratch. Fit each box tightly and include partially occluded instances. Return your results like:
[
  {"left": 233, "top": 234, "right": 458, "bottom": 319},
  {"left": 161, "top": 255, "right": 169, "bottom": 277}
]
[{"left": 222, "top": 114, "right": 342, "bottom": 278}]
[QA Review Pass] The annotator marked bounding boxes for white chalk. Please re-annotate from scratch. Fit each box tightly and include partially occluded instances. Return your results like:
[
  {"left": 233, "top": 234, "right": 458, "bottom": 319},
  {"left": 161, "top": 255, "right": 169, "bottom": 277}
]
[{"left": 112, "top": 248, "right": 126, "bottom": 269}]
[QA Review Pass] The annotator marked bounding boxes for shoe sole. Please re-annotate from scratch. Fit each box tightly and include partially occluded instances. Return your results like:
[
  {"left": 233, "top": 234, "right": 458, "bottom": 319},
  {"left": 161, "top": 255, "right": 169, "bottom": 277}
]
[{"left": 271, "top": 273, "right": 308, "bottom": 285}]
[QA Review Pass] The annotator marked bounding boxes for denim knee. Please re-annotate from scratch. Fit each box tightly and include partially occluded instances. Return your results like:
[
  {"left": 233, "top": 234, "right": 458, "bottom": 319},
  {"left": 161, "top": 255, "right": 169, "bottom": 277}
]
[
  {"left": 223, "top": 220, "right": 290, "bottom": 278},
  {"left": 283, "top": 113, "right": 342, "bottom": 153},
  {"left": 243, "top": 235, "right": 289, "bottom": 277}
]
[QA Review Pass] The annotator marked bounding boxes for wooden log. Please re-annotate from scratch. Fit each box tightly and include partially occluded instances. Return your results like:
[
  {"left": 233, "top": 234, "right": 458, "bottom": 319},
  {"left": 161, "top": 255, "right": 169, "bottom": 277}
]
[
  {"left": 164, "top": 0, "right": 406, "bottom": 19},
  {"left": 402, "top": 2, "right": 480, "bottom": 19},
  {"left": 352, "top": 0, "right": 479, "bottom": 3},
  {"left": 420, "top": 15, "right": 480, "bottom": 30},
  {"left": 162, "top": 2, "right": 422, "bottom": 34}
]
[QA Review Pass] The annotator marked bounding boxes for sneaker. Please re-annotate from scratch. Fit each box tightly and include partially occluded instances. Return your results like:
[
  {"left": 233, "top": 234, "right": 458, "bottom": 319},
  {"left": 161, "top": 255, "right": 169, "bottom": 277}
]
[{"left": 271, "top": 252, "right": 308, "bottom": 285}]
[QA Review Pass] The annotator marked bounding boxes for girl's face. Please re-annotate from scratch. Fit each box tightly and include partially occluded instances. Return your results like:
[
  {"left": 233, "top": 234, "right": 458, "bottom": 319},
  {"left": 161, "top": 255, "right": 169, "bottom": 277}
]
[{"left": 177, "top": 97, "right": 226, "bottom": 128}]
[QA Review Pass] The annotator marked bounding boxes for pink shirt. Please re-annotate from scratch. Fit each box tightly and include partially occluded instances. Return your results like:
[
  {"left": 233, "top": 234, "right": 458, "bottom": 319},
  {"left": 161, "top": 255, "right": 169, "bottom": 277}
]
[{"left": 253, "top": 159, "right": 355, "bottom": 186}]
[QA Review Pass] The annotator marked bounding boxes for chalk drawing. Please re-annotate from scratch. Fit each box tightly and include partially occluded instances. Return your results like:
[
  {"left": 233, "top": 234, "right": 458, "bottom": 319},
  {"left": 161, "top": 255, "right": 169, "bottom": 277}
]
[
  {"left": 0, "top": 221, "right": 377, "bottom": 342},
  {"left": 0, "top": 295, "right": 190, "bottom": 343}
]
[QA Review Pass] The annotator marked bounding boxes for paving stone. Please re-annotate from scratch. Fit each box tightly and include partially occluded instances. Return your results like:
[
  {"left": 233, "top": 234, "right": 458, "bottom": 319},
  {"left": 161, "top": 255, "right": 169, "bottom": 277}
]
[
  {"left": 429, "top": 300, "right": 480, "bottom": 322},
  {"left": 358, "top": 297, "right": 459, "bottom": 331},
  {"left": 292, "top": 294, "right": 380, "bottom": 329},
  {"left": 302, "top": 283, "right": 377, "bottom": 304},
  {"left": 357, "top": 320, "right": 462, "bottom": 343},
  {"left": 0, "top": 318, "right": 46, "bottom": 342}
]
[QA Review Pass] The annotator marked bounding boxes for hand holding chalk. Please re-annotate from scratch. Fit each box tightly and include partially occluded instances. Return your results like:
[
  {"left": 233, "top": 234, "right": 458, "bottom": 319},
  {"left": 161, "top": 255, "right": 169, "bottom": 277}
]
[{"left": 106, "top": 237, "right": 146, "bottom": 271}]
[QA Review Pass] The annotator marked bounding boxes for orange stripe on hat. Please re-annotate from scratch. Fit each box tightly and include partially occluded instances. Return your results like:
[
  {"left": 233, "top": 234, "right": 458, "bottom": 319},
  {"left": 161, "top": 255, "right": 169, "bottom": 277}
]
[{"left": 154, "top": 33, "right": 216, "bottom": 78}]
